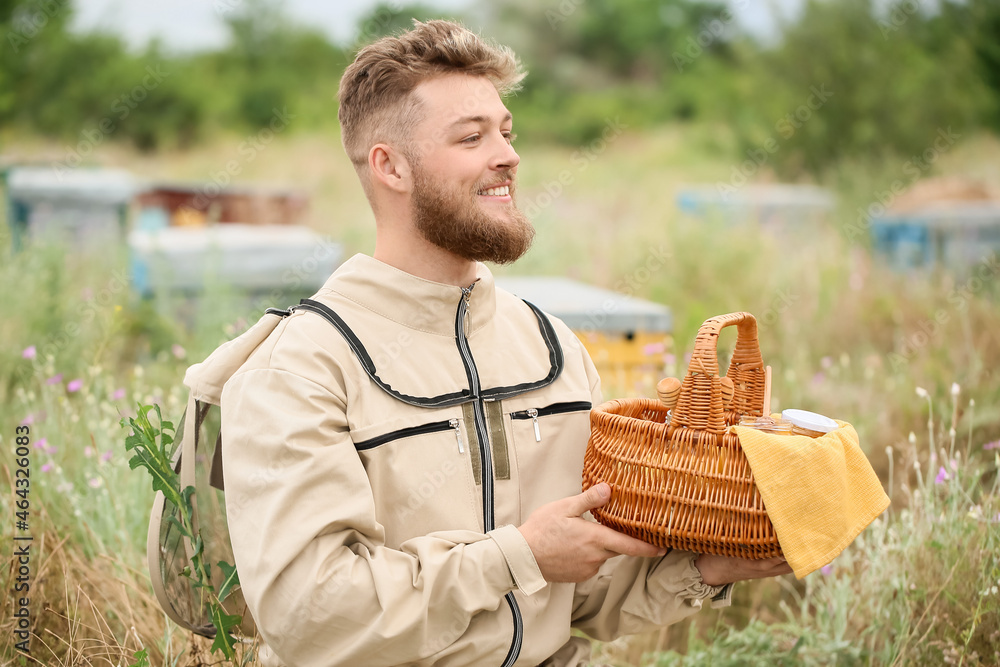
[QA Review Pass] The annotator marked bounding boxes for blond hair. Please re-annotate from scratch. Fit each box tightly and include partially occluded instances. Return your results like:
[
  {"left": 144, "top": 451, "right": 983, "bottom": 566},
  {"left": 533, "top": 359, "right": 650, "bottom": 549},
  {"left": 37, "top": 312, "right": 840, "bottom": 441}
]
[{"left": 338, "top": 20, "right": 525, "bottom": 193}]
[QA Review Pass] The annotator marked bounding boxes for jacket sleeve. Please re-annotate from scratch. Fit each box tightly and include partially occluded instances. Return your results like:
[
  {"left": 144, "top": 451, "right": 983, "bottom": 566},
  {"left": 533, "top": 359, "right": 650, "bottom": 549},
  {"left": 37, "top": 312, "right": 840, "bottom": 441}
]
[
  {"left": 570, "top": 551, "right": 733, "bottom": 640},
  {"left": 220, "top": 366, "right": 542, "bottom": 667}
]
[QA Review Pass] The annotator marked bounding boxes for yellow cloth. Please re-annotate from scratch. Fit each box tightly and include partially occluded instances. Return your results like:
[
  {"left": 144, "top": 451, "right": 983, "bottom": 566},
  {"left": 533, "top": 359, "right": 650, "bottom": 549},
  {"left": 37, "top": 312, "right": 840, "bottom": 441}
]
[{"left": 732, "top": 420, "right": 890, "bottom": 578}]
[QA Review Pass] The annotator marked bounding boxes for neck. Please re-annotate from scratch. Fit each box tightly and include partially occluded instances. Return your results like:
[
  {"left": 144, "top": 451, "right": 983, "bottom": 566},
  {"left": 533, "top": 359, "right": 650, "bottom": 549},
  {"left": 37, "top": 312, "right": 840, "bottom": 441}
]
[{"left": 373, "top": 226, "right": 479, "bottom": 288}]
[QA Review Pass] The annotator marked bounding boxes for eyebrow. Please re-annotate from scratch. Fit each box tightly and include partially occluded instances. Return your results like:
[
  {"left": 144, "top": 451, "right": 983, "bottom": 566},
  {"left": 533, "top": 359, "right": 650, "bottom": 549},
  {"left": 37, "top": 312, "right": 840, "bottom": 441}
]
[{"left": 449, "top": 112, "right": 513, "bottom": 129}]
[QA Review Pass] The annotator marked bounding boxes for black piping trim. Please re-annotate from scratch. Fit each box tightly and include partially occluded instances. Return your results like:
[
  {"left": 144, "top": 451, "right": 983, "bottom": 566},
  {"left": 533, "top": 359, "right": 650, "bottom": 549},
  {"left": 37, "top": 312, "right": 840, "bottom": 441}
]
[
  {"left": 481, "top": 299, "right": 564, "bottom": 400},
  {"left": 294, "top": 297, "right": 565, "bottom": 408},
  {"left": 295, "top": 299, "right": 471, "bottom": 408},
  {"left": 510, "top": 401, "right": 593, "bottom": 419},
  {"left": 353, "top": 420, "right": 454, "bottom": 451}
]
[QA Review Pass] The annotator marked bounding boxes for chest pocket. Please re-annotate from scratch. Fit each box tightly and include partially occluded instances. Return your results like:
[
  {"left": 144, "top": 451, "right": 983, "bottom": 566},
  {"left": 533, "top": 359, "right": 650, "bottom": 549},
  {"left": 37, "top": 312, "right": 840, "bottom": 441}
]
[
  {"left": 354, "top": 414, "right": 484, "bottom": 547},
  {"left": 503, "top": 399, "right": 594, "bottom": 523}
]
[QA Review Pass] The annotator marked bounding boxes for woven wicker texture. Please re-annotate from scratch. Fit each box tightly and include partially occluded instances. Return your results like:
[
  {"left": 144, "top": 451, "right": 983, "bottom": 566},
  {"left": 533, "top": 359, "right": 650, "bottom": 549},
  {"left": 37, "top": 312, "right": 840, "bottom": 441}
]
[{"left": 583, "top": 312, "right": 782, "bottom": 559}]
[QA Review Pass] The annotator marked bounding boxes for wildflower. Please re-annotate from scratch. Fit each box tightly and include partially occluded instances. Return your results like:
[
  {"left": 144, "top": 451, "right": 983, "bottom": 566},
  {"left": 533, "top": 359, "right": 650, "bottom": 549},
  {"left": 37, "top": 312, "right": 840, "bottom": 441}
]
[
  {"left": 935, "top": 467, "right": 950, "bottom": 484},
  {"left": 101, "top": 450, "right": 113, "bottom": 462},
  {"left": 951, "top": 382, "right": 960, "bottom": 397},
  {"left": 821, "top": 563, "right": 834, "bottom": 576},
  {"left": 984, "top": 441, "right": 1000, "bottom": 451},
  {"left": 84, "top": 446, "right": 94, "bottom": 457},
  {"left": 968, "top": 505, "right": 984, "bottom": 521},
  {"left": 41, "top": 463, "right": 53, "bottom": 473},
  {"left": 111, "top": 388, "right": 126, "bottom": 401},
  {"left": 33, "top": 438, "right": 47, "bottom": 450},
  {"left": 45, "top": 443, "right": 56, "bottom": 455},
  {"left": 916, "top": 386, "right": 929, "bottom": 398},
  {"left": 171, "top": 344, "right": 186, "bottom": 360},
  {"left": 821, "top": 356, "right": 834, "bottom": 369},
  {"left": 20, "top": 414, "right": 34, "bottom": 426},
  {"left": 46, "top": 373, "right": 63, "bottom": 385},
  {"left": 908, "top": 432, "right": 917, "bottom": 444},
  {"left": 22, "top": 345, "right": 37, "bottom": 359},
  {"left": 88, "top": 477, "right": 102, "bottom": 488},
  {"left": 642, "top": 342, "right": 665, "bottom": 355},
  {"left": 67, "top": 378, "right": 83, "bottom": 393}
]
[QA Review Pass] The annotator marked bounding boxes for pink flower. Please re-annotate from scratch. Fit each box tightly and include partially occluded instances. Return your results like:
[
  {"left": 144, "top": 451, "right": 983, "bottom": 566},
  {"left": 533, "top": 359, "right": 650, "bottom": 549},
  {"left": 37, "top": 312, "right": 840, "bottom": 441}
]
[
  {"left": 22, "top": 346, "right": 36, "bottom": 359},
  {"left": 821, "top": 356, "right": 834, "bottom": 370},
  {"left": 45, "top": 444, "right": 56, "bottom": 455},
  {"left": 41, "top": 463, "right": 53, "bottom": 473},
  {"left": 821, "top": 563, "right": 834, "bottom": 576},
  {"left": 171, "top": 344, "right": 187, "bottom": 360},
  {"left": 46, "top": 373, "right": 63, "bottom": 385},
  {"left": 33, "top": 438, "right": 47, "bottom": 450},
  {"left": 84, "top": 446, "right": 94, "bottom": 458},
  {"left": 88, "top": 477, "right": 102, "bottom": 488},
  {"left": 20, "top": 414, "right": 34, "bottom": 426},
  {"left": 935, "top": 467, "right": 950, "bottom": 484},
  {"left": 67, "top": 378, "right": 83, "bottom": 393},
  {"left": 984, "top": 440, "right": 1000, "bottom": 451},
  {"left": 111, "top": 388, "right": 126, "bottom": 401},
  {"left": 101, "top": 450, "right": 113, "bottom": 462},
  {"left": 643, "top": 342, "right": 665, "bottom": 355}
]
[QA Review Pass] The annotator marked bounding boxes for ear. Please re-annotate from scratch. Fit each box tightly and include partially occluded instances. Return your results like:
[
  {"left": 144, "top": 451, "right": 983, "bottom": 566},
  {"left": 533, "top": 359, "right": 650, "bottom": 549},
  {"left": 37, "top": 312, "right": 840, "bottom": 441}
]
[{"left": 369, "top": 143, "right": 412, "bottom": 195}]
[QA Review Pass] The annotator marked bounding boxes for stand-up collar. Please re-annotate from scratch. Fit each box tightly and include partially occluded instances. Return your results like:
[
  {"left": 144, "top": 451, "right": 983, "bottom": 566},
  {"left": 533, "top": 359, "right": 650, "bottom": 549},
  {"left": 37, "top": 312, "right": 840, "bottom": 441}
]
[{"left": 317, "top": 254, "right": 497, "bottom": 337}]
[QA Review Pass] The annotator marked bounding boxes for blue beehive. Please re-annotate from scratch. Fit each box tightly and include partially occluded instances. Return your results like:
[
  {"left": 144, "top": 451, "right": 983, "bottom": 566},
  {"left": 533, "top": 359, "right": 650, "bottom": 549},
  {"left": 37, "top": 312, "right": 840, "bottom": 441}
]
[
  {"left": 4, "top": 166, "right": 136, "bottom": 250},
  {"left": 870, "top": 202, "right": 1000, "bottom": 272}
]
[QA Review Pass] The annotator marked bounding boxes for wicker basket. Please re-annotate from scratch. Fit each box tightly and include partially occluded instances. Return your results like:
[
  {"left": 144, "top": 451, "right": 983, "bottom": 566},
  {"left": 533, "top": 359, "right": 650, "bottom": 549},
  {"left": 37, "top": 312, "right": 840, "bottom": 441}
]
[{"left": 582, "top": 311, "right": 782, "bottom": 559}]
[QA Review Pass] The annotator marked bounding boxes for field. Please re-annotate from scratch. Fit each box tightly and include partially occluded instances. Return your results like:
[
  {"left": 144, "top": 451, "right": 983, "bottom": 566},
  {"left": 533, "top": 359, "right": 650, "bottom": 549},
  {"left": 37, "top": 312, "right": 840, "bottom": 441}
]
[{"left": 1, "top": 124, "right": 998, "bottom": 666}]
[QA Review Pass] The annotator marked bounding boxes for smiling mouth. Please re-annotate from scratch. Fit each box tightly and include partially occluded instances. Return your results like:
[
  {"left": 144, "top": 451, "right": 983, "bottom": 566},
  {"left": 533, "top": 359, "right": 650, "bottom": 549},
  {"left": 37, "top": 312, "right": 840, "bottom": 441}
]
[{"left": 477, "top": 185, "right": 510, "bottom": 197}]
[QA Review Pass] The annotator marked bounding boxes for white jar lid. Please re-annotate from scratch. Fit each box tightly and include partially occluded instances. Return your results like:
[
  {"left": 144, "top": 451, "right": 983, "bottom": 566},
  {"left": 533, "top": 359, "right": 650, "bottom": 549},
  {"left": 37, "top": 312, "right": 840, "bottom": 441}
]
[{"left": 781, "top": 409, "right": 838, "bottom": 433}]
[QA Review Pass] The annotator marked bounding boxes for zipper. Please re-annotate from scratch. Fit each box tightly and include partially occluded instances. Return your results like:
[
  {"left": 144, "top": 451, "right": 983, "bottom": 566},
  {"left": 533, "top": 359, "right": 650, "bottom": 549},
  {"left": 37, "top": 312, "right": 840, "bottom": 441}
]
[
  {"left": 510, "top": 401, "right": 594, "bottom": 442},
  {"left": 450, "top": 418, "right": 464, "bottom": 454},
  {"left": 353, "top": 420, "right": 458, "bottom": 451},
  {"left": 455, "top": 283, "right": 523, "bottom": 667}
]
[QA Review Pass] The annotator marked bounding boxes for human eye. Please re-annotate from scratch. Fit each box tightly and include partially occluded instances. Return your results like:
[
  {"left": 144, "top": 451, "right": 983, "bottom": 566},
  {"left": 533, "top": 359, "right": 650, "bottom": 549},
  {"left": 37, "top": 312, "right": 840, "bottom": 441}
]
[
  {"left": 461, "top": 134, "right": 481, "bottom": 144},
  {"left": 503, "top": 131, "right": 517, "bottom": 143}
]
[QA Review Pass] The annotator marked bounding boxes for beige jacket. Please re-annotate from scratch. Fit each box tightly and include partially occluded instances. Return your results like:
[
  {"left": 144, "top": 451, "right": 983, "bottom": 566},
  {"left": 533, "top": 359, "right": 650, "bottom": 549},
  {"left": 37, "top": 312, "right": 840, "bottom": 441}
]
[{"left": 216, "top": 254, "right": 730, "bottom": 667}]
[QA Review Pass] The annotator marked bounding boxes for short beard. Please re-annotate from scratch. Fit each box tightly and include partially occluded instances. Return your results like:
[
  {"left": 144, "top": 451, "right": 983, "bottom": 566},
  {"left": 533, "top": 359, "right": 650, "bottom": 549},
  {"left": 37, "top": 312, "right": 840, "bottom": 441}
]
[{"left": 411, "top": 167, "right": 535, "bottom": 265}]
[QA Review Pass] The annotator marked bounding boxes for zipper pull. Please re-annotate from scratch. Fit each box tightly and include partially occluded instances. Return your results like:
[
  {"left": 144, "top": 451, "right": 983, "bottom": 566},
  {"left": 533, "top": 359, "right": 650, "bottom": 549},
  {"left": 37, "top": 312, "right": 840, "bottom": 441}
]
[
  {"left": 461, "top": 283, "right": 474, "bottom": 337},
  {"left": 450, "top": 418, "right": 464, "bottom": 453},
  {"left": 527, "top": 408, "right": 541, "bottom": 442}
]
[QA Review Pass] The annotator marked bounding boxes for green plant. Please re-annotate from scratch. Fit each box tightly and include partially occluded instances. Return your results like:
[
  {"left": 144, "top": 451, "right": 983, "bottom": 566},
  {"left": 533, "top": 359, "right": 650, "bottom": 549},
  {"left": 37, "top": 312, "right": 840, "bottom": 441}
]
[{"left": 120, "top": 404, "right": 244, "bottom": 660}]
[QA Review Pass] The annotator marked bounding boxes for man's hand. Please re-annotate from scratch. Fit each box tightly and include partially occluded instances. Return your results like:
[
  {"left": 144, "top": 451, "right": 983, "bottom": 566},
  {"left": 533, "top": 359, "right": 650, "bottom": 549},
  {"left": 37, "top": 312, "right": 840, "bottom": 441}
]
[
  {"left": 694, "top": 553, "right": 793, "bottom": 586},
  {"left": 518, "top": 482, "right": 666, "bottom": 583}
]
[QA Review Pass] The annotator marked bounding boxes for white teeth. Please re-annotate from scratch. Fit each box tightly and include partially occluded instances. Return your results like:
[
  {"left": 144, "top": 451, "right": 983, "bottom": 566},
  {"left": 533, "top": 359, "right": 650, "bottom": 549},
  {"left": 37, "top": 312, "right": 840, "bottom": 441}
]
[{"left": 479, "top": 185, "right": 509, "bottom": 196}]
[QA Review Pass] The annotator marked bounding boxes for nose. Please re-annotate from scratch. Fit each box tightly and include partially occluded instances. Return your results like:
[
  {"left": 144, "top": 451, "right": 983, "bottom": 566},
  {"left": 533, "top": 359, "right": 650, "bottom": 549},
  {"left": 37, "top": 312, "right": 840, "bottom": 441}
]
[{"left": 490, "top": 133, "right": 520, "bottom": 171}]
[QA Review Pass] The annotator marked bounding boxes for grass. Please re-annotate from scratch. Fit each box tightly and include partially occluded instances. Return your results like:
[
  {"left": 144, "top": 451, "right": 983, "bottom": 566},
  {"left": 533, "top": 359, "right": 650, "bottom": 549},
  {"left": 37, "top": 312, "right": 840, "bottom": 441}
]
[{"left": 1, "top": 123, "right": 998, "bottom": 665}]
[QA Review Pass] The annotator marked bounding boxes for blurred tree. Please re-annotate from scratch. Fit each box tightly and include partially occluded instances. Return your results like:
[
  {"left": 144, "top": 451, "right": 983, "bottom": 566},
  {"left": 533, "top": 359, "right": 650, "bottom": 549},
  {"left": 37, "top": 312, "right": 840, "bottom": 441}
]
[
  {"left": 215, "top": 0, "right": 349, "bottom": 129},
  {"left": 350, "top": 2, "right": 447, "bottom": 46},
  {"left": 727, "top": 0, "right": 992, "bottom": 177}
]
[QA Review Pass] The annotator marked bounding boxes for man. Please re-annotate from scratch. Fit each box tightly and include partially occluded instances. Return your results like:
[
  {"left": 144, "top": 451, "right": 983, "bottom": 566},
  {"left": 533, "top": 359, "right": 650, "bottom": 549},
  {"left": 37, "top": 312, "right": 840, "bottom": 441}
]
[{"left": 218, "top": 19, "right": 790, "bottom": 666}]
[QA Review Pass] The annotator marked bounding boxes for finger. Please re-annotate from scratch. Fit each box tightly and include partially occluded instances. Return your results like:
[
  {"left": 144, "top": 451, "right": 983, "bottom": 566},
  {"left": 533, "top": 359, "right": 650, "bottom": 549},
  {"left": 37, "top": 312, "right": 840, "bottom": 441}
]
[
  {"left": 595, "top": 526, "right": 666, "bottom": 558},
  {"left": 565, "top": 483, "right": 612, "bottom": 516}
]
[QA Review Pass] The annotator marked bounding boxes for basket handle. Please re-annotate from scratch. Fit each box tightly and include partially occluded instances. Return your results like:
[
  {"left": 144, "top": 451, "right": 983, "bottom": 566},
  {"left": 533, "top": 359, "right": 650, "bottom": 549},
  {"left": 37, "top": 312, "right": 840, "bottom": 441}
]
[{"left": 669, "top": 311, "right": 765, "bottom": 434}]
